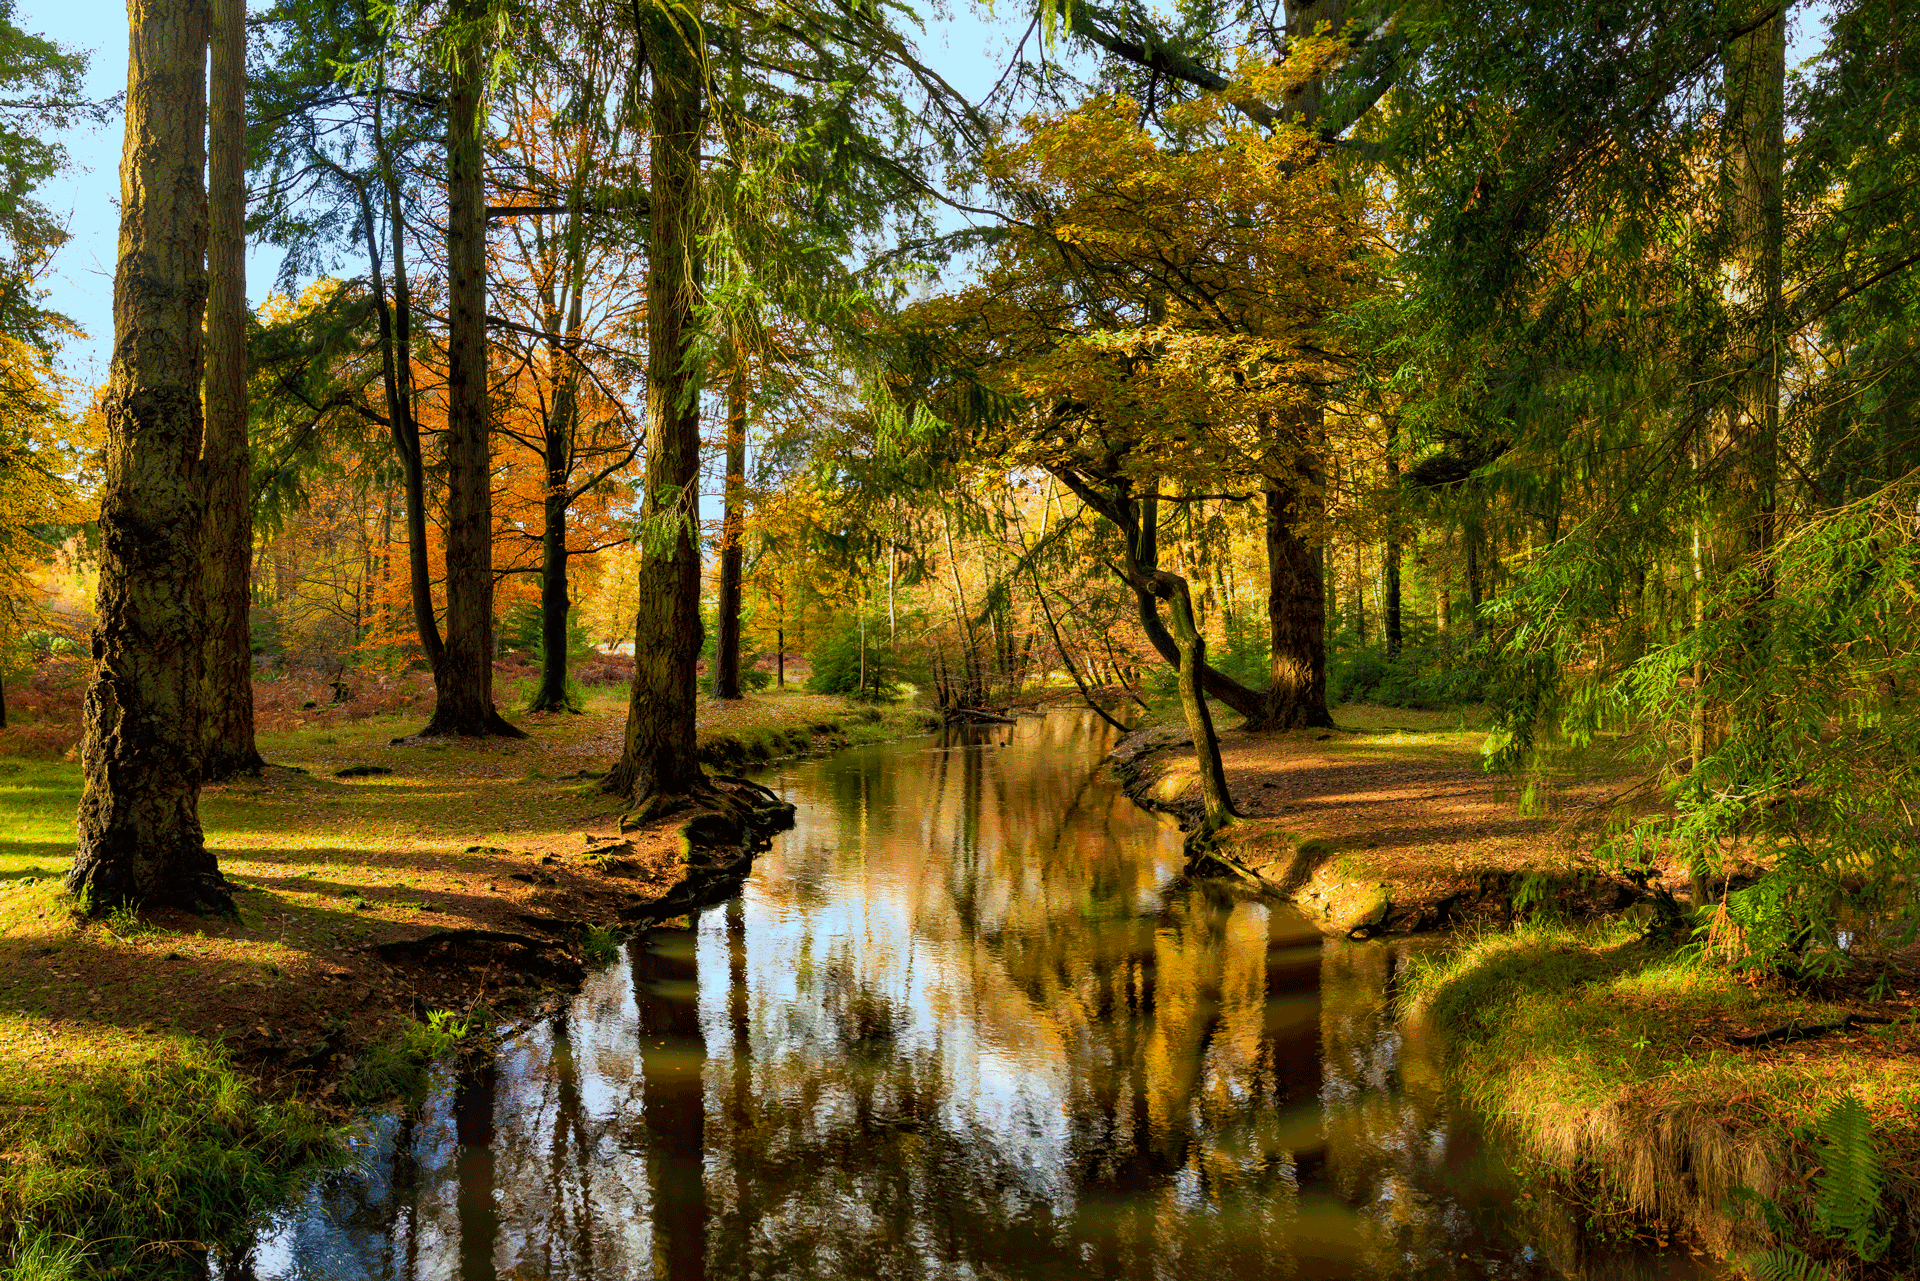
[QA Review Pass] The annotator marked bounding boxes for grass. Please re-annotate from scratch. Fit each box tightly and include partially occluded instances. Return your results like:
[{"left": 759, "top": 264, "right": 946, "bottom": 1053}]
[
  {"left": 1402, "top": 922, "right": 1920, "bottom": 1270},
  {"left": 0, "top": 1038, "right": 340, "bottom": 1279},
  {"left": 0, "top": 683, "right": 901, "bottom": 1278}
]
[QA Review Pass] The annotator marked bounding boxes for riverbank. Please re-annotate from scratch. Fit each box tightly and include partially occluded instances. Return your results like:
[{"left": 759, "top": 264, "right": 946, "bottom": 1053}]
[
  {"left": 1107, "top": 704, "right": 1661, "bottom": 935},
  {"left": 1112, "top": 704, "right": 1920, "bottom": 1273},
  {"left": 0, "top": 690, "right": 932, "bottom": 1277}
]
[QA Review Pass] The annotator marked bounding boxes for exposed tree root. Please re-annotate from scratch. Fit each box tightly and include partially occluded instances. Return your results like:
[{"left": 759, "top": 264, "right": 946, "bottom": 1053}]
[
  {"left": 412, "top": 706, "right": 530, "bottom": 740},
  {"left": 1728, "top": 1012, "right": 1895, "bottom": 1048}
]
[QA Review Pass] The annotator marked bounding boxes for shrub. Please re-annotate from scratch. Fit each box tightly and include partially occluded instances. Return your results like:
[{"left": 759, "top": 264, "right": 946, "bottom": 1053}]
[{"left": 807, "top": 621, "right": 907, "bottom": 701}]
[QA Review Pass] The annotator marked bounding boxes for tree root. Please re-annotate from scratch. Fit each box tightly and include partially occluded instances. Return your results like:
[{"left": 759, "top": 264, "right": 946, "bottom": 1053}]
[
  {"left": 1182, "top": 822, "right": 1279, "bottom": 894},
  {"left": 1729, "top": 1012, "right": 1895, "bottom": 1048}
]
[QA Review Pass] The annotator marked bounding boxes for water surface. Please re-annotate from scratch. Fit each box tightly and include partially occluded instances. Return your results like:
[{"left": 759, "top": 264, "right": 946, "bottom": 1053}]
[{"left": 234, "top": 710, "right": 1705, "bottom": 1280}]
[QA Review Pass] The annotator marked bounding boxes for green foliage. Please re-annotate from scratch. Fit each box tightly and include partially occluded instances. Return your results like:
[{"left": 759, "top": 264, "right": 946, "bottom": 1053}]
[
  {"left": 1810, "top": 1096, "right": 1888, "bottom": 1262},
  {"left": 807, "top": 619, "right": 908, "bottom": 702},
  {"left": 582, "top": 924, "right": 618, "bottom": 965},
  {"left": 0, "top": 1048, "right": 339, "bottom": 1279},
  {"left": 1734, "top": 1095, "right": 1890, "bottom": 1277},
  {"left": 1740, "top": 1248, "right": 1824, "bottom": 1281},
  {"left": 0, "top": 1228, "right": 85, "bottom": 1281},
  {"left": 341, "top": 1010, "right": 471, "bottom": 1108},
  {"left": 1327, "top": 634, "right": 1489, "bottom": 709}
]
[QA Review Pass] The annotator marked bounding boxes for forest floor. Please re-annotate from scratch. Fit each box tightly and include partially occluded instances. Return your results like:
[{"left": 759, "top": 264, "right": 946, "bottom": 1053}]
[
  {"left": 1114, "top": 706, "right": 1920, "bottom": 1271},
  {"left": 0, "top": 685, "right": 930, "bottom": 1274}
]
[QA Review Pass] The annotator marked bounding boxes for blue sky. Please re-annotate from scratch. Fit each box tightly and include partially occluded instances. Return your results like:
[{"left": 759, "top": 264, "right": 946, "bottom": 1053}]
[{"left": 26, "top": 0, "right": 1036, "bottom": 397}]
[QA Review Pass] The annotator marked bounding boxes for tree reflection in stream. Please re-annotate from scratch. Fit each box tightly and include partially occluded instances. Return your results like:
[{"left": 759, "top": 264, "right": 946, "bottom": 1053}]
[{"left": 229, "top": 711, "right": 1707, "bottom": 1281}]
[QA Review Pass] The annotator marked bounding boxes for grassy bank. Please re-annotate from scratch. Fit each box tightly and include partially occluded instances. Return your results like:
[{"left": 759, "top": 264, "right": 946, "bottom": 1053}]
[
  {"left": 1402, "top": 923, "right": 1920, "bottom": 1275},
  {"left": 0, "top": 687, "right": 923, "bottom": 1278}
]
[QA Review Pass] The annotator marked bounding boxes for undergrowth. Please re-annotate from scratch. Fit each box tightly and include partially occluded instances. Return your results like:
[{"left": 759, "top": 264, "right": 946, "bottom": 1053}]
[
  {"left": 1403, "top": 923, "right": 1919, "bottom": 1272},
  {"left": 0, "top": 1044, "right": 340, "bottom": 1279}
]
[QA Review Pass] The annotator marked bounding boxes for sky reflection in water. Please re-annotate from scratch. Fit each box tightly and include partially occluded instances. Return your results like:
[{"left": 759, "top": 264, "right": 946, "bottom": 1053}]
[{"left": 232, "top": 710, "right": 1705, "bottom": 1281}]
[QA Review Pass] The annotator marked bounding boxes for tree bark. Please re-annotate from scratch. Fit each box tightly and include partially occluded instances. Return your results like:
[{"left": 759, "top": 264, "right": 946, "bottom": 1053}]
[
  {"left": 1260, "top": 463, "right": 1335, "bottom": 728},
  {"left": 712, "top": 346, "right": 747, "bottom": 700},
  {"left": 528, "top": 197, "right": 591, "bottom": 715},
  {"left": 606, "top": 5, "right": 706, "bottom": 803},
  {"left": 1384, "top": 420, "right": 1402, "bottom": 659},
  {"left": 199, "top": 0, "right": 260, "bottom": 781},
  {"left": 1127, "top": 564, "right": 1237, "bottom": 834},
  {"left": 1720, "top": 0, "right": 1784, "bottom": 663},
  {"left": 69, "top": 0, "right": 230, "bottom": 914},
  {"left": 423, "top": 0, "right": 522, "bottom": 738}
]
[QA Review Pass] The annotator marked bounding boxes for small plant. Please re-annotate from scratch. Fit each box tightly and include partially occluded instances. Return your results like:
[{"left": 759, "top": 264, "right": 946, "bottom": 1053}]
[{"left": 582, "top": 925, "right": 619, "bottom": 965}]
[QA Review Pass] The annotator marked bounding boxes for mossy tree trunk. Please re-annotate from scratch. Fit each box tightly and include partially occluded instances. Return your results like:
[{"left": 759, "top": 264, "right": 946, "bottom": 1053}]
[
  {"left": 712, "top": 347, "right": 748, "bottom": 701},
  {"left": 606, "top": 3, "right": 706, "bottom": 804},
  {"left": 424, "top": 0, "right": 522, "bottom": 739},
  {"left": 69, "top": 0, "right": 231, "bottom": 914},
  {"left": 199, "top": 0, "right": 260, "bottom": 781}
]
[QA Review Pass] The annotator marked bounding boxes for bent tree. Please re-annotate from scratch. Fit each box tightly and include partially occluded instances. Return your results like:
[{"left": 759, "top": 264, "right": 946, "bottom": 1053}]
[{"left": 69, "top": 0, "right": 233, "bottom": 913}]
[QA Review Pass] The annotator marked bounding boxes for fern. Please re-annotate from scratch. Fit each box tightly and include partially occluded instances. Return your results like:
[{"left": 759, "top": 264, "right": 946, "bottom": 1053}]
[
  {"left": 1740, "top": 1246, "right": 1823, "bottom": 1281},
  {"left": 1812, "top": 1096, "right": 1889, "bottom": 1263}
]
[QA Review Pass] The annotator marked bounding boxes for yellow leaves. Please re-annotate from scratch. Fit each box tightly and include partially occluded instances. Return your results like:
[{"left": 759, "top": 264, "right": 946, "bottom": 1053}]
[{"left": 910, "top": 75, "right": 1373, "bottom": 492}]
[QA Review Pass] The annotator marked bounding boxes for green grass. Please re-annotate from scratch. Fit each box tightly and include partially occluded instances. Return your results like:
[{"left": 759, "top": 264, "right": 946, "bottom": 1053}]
[
  {"left": 0, "top": 1040, "right": 340, "bottom": 1280},
  {"left": 1403, "top": 923, "right": 1920, "bottom": 1267}
]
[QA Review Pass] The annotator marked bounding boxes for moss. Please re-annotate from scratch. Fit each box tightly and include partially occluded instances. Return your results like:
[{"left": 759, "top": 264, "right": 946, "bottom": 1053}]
[{"left": 1403, "top": 924, "right": 1920, "bottom": 1269}]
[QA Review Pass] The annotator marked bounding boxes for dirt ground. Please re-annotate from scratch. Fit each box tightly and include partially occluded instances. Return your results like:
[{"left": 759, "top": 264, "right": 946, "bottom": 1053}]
[{"left": 1114, "top": 704, "right": 1678, "bottom": 935}]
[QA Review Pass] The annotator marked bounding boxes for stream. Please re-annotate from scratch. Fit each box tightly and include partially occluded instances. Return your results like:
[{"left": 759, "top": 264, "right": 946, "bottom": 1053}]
[{"left": 228, "top": 709, "right": 1710, "bottom": 1280}]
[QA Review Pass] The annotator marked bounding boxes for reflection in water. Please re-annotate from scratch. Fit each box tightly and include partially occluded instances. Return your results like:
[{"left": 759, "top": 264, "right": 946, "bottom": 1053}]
[{"left": 233, "top": 711, "right": 1704, "bottom": 1280}]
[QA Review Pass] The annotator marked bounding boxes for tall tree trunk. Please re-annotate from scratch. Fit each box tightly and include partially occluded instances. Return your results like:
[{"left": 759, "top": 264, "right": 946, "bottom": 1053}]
[
  {"left": 1384, "top": 418, "right": 1402, "bottom": 659},
  {"left": 529, "top": 214, "right": 588, "bottom": 715},
  {"left": 1720, "top": 0, "right": 1784, "bottom": 669},
  {"left": 712, "top": 347, "right": 747, "bottom": 700},
  {"left": 372, "top": 84, "right": 444, "bottom": 672},
  {"left": 424, "top": 0, "right": 522, "bottom": 738},
  {"left": 606, "top": 5, "right": 706, "bottom": 803},
  {"left": 1258, "top": 443, "right": 1334, "bottom": 729},
  {"left": 199, "top": 0, "right": 260, "bottom": 781},
  {"left": 1465, "top": 521, "right": 1484, "bottom": 641},
  {"left": 69, "top": 0, "right": 230, "bottom": 914}
]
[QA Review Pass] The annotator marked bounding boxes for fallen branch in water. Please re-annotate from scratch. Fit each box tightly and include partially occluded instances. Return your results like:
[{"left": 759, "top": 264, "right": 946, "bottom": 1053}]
[
  {"left": 944, "top": 707, "right": 1017, "bottom": 724},
  {"left": 1728, "top": 1012, "right": 1895, "bottom": 1048}
]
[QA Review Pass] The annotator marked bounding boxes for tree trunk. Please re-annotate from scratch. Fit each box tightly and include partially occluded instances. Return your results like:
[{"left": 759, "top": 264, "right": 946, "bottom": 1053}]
[
  {"left": 1465, "top": 523, "right": 1484, "bottom": 641},
  {"left": 531, "top": 485, "right": 574, "bottom": 712},
  {"left": 1720, "top": 0, "right": 1784, "bottom": 668},
  {"left": 373, "top": 85, "right": 443, "bottom": 672},
  {"left": 69, "top": 0, "right": 230, "bottom": 914},
  {"left": 1385, "top": 416, "right": 1402, "bottom": 658},
  {"left": 199, "top": 0, "right": 260, "bottom": 781},
  {"left": 423, "top": 0, "right": 521, "bottom": 738},
  {"left": 606, "top": 5, "right": 706, "bottom": 804},
  {"left": 712, "top": 349, "right": 747, "bottom": 700},
  {"left": 1133, "top": 566, "right": 1237, "bottom": 835},
  {"left": 1258, "top": 460, "right": 1334, "bottom": 729}
]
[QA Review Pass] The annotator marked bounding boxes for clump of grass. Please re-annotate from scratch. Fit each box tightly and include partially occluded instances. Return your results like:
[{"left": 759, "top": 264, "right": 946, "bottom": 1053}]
[
  {"left": 342, "top": 1009, "right": 473, "bottom": 1108},
  {"left": 582, "top": 924, "right": 618, "bottom": 965},
  {"left": 0, "top": 1044, "right": 341, "bottom": 1279}
]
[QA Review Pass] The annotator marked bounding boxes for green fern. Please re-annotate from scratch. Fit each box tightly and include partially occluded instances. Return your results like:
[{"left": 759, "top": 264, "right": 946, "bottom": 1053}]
[
  {"left": 1812, "top": 1095, "right": 1888, "bottom": 1263},
  {"left": 1740, "top": 1246, "right": 1823, "bottom": 1281}
]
